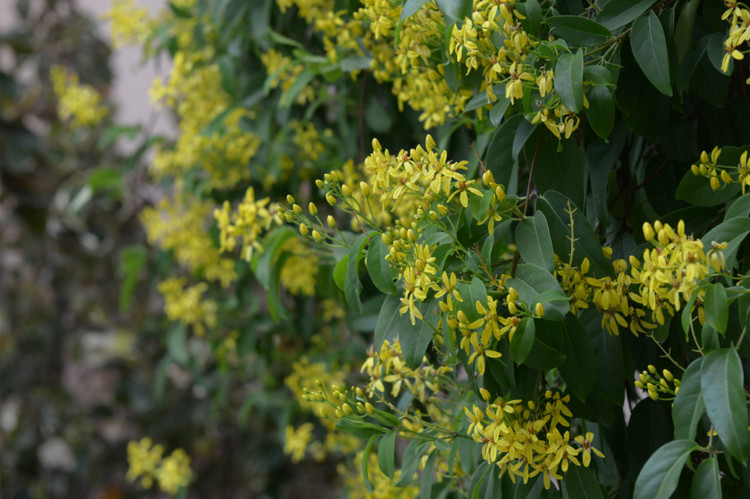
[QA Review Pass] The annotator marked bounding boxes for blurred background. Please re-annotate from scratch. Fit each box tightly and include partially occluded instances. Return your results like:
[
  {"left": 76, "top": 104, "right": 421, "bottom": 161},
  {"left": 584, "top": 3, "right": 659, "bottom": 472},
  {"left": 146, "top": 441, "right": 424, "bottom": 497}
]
[{"left": 0, "top": 1, "right": 338, "bottom": 497}]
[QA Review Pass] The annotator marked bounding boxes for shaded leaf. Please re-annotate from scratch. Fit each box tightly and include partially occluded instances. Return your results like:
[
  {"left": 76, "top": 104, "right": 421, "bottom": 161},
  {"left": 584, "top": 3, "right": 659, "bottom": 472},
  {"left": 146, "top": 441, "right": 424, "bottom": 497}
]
[{"left": 630, "top": 11, "right": 672, "bottom": 96}]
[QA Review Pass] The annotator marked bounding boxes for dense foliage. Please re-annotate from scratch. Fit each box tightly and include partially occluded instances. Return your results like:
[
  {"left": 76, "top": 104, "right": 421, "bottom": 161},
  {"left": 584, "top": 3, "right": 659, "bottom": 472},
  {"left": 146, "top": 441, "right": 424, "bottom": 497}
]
[{"left": 31, "top": 0, "right": 750, "bottom": 497}]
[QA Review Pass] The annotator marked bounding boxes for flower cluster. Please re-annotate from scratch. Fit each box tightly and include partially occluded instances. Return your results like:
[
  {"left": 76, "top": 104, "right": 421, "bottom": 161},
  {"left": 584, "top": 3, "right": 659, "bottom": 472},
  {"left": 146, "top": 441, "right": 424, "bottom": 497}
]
[
  {"left": 50, "top": 65, "right": 108, "bottom": 128},
  {"left": 691, "top": 147, "right": 750, "bottom": 194},
  {"left": 126, "top": 438, "right": 193, "bottom": 496},
  {"left": 721, "top": 1, "right": 750, "bottom": 80},
  {"left": 466, "top": 390, "right": 604, "bottom": 489},
  {"left": 214, "top": 187, "right": 281, "bottom": 262},
  {"left": 158, "top": 278, "right": 218, "bottom": 336},
  {"left": 100, "top": 0, "right": 153, "bottom": 47},
  {"left": 634, "top": 365, "right": 680, "bottom": 401}
]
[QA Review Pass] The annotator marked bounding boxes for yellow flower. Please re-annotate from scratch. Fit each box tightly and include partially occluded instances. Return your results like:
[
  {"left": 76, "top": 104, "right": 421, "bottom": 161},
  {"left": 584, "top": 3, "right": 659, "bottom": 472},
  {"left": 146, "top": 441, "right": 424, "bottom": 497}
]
[{"left": 574, "top": 432, "right": 605, "bottom": 467}]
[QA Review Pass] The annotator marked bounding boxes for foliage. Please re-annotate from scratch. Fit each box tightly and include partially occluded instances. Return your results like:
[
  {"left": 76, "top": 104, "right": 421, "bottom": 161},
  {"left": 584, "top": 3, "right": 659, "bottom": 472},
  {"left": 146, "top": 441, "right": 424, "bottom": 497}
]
[{"left": 40, "top": 0, "right": 750, "bottom": 497}]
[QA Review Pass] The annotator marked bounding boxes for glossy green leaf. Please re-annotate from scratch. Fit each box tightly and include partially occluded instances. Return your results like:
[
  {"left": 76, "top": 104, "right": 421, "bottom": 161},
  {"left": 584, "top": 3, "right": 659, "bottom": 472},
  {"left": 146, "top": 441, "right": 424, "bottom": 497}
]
[
  {"left": 597, "top": 0, "right": 658, "bottom": 30},
  {"left": 633, "top": 440, "right": 698, "bottom": 499},
  {"left": 374, "top": 295, "right": 405, "bottom": 351},
  {"left": 345, "top": 233, "right": 368, "bottom": 313},
  {"left": 516, "top": 211, "right": 554, "bottom": 271},
  {"left": 489, "top": 93, "right": 511, "bottom": 126},
  {"left": 672, "top": 358, "right": 705, "bottom": 441},
  {"left": 400, "top": 297, "right": 439, "bottom": 368},
  {"left": 701, "top": 217, "right": 750, "bottom": 247},
  {"left": 377, "top": 430, "right": 396, "bottom": 480},
  {"left": 435, "top": 0, "right": 473, "bottom": 21},
  {"left": 724, "top": 194, "right": 750, "bottom": 221},
  {"left": 554, "top": 50, "right": 584, "bottom": 112},
  {"left": 333, "top": 254, "right": 348, "bottom": 291},
  {"left": 585, "top": 84, "right": 615, "bottom": 139},
  {"left": 562, "top": 465, "right": 604, "bottom": 499},
  {"left": 510, "top": 317, "right": 535, "bottom": 364},
  {"left": 526, "top": 135, "right": 585, "bottom": 208},
  {"left": 544, "top": 16, "right": 611, "bottom": 46},
  {"left": 691, "top": 457, "right": 721, "bottom": 499},
  {"left": 366, "top": 234, "right": 398, "bottom": 294},
  {"left": 485, "top": 114, "right": 523, "bottom": 188},
  {"left": 674, "top": 0, "right": 701, "bottom": 62},
  {"left": 400, "top": 0, "right": 430, "bottom": 21},
  {"left": 524, "top": 0, "right": 542, "bottom": 35},
  {"left": 630, "top": 11, "right": 672, "bottom": 96},
  {"left": 362, "top": 435, "right": 377, "bottom": 493},
  {"left": 553, "top": 314, "right": 596, "bottom": 401},
  {"left": 507, "top": 263, "right": 569, "bottom": 320},
  {"left": 420, "top": 450, "right": 437, "bottom": 499},
  {"left": 701, "top": 348, "right": 750, "bottom": 463},
  {"left": 394, "top": 440, "right": 431, "bottom": 486},
  {"left": 253, "top": 227, "right": 296, "bottom": 288},
  {"left": 704, "top": 283, "right": 729, "bottom": 335}
]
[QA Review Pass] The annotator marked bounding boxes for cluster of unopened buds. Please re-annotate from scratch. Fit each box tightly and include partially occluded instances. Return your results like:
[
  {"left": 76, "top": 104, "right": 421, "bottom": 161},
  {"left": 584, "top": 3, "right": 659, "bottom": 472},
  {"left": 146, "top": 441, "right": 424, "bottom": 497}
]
[{"left": 634, "top": 365, "right": 680, "bottom": 401}]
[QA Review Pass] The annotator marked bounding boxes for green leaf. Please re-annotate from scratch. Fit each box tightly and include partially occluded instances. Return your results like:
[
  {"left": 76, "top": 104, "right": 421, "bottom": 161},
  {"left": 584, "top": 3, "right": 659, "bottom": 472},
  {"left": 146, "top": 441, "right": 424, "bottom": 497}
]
[
  {"left": 701, "top": 348, "right": 750, "bottom": 463},
  {"left": 674, "top": 0, "right": 701, "bottom": 62},
  {"left": 551, "top": 314, "right": 596, "bottom": 401},
  {"left": 334, "top": 254, "right": 348, "bottom": 291},
  {"left": 510, "top": 317, "right": 535, "bottom": 364},
  {"left": 400, "top": 297, "right": 439, "bottom": 368},
  {"left": 345, "top": 234, "right": 368, "bottom": 313},
  {"left": 435, "top": 0, "right": 473, "bottom": 21},
  {"left": 335, "top": 419, "right": 384, "bottom": 439},
  {"left": 691, "top": 457, "right": 722, "bottom": 499},
  {"left": 119, "top": 244, "right": 147, "bottom": 312},
  {"left": 544, "top": 16, "right": 612, "bottom": 46},
  {"left": 554, "top": 50, "right": 584, "bottom": 112},
  {"left": 524, "top": 326, "right": 566, "bottom": 369},
  {"left": 585, "top": 84, "right": 615, "bottom": 139},
  {"left": 672, "top": 358, "right": 705, "bottom": 441},
  {"left": 362, "top": 435, "right": 378, "bottom": 493},
  {"left": 400, "top": 0, "right": 430, "bottom": 21},
  {"left": 724, "top": 194, "right": 750, "bottom": 221},
  {"left": 633, "top": 440, "right": 698, "bottom": 499},
  {"left": 420, "top": 450, "right": 437, "bottom": 499},
  {"left": 682, "top": 284, "right": 707, "bottom": 336},
  {"left": 485, "top": 115, "right": 523, "bottom": 187},
  {"left": 166, "top": 324, "right": 189, "bottom": 365},
  {"left": 374, "top": 295, "right": 405, "bottom": 351},
  {"left": 562, "top": 465, "right": 604, "bottom": 499},
  {"left": 701, "top": 217, "right": 750, "bottom": 247},
  {"left": 489, "top": 93, "right": 511, "bottom": 126},
  {"left": 378, "top": 430, "right": 396, "bottom": 480},
  {"left": 704, "top": 283, "right": 729, "bottom": 335},
  {"left": 507, "top": 263, "right": 569, "bottom": 320},
  {"left": 516, "top": 211, "right": 555, "bottom": 271},
  {"left": 528, "top": 135, "right": 585, "bottom": 208},
  {"left": 394, "top": 440, "right": 431, "bottom": 486},
  {"left": 253, "top": 227, "right": 296, "bottom": 288},
  {"left": 597, "top": 0, "right": 658, "bottom": 31},
  {"left": 524, "top": 0, "right": 542, "bottom": 35},
  {"left": 88, "top": 167, "right": 124, "bottom": 195},
  {"left": 630, "top": 11, "right": 673, "bottom": 97},
  {"left": 366, "top": 235, "right": 398, "bottom": 294},
  {"left": 280, "top": 69, "right": 315, "bottom": 107},
  {"left": 537, "top": 191, "right": 614, "bottom": 278}
]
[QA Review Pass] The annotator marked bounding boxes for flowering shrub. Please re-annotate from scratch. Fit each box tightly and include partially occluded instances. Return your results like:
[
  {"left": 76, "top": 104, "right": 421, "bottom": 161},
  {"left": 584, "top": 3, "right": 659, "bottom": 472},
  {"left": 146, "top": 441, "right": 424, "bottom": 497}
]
[{"left": 94, "top": 0, "right": 750, "bottom": 497}]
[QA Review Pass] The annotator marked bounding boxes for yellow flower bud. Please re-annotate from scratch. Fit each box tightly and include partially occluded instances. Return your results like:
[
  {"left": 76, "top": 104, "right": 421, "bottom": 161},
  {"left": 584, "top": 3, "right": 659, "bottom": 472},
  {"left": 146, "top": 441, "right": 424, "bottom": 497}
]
[
  {"left": 437, "top": 204, "right": 448, "bottom": 215},
  {"left": 721, "top": 169, "right": 733, "bottom": 184},
  {"left": 691, "top": 164, "right": 699, "bottom": 175},
  {"left": 342, "top": 404, "right": 353, "bottom": 415},
  {"left": 293, "top": 204, "right": 303, "bottom": 215},
  {"left": 365, "top": 402, "right": 375, "bottom": 414},
  {"left": 355, "top": 387, "right": 364, "bottom": 398},
  {"left": 327, "top": 215, "right": 336, "bottom": 228},
  {"left": 662, "top": 369, "right": 673, "bottom": 382},
  {"left": 425, "top": 134, "right": 436, "bottom": 150},
  {"left": 642, "top": 222, "right": 655, "bottom": 241},
  {"left": 326, "top": 192, "right": 337, "bottom": 206},
  {"left": 372, "top": 138, "right": 381, "bottom": 151},
  {"left": 648, "top": 365, "right": 657, "bottom": 374},
  {"left": 312, "top": 230, "right": 323, "bottom": 242},
  {"left": 315, "top": 179, "right": 325, "bottom": 188},
  {"left": 341, "top": 185, "right": 352, "bottom": 197},
  {"left": 381, "top": 233, "right": 391, "bottom": 245},
  {"left": 648, "top": 389, "right": 659, "bottom": 400},
  {"left": 482, "top": 170, "right": 495, "bottom": 185},
  {"left": 635, "top": 380, "right": 645, "bottom": 389},
  {"left": 299, "top": 224, "right": 309, "bottom": 236},
  {"left": 535, "top": 302, "right": 545, "bottom": 317},
  {"left": 479, "top": 388, "right": 491, "bottom": 401},
  {"left": 710, "top": 176, "right": 721, "bottom": 190},
  {"left": 308, "top": 202, "right": 318, "bottom": 215},
  {"left": 495, "top": 185, "right": 506, "bottom": 200},
  {"left": 360, "top": 181, "right": 371, "bottom": 196},
  {"left": 287, "top": 194, "right": 295, "bottom": 204}
]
